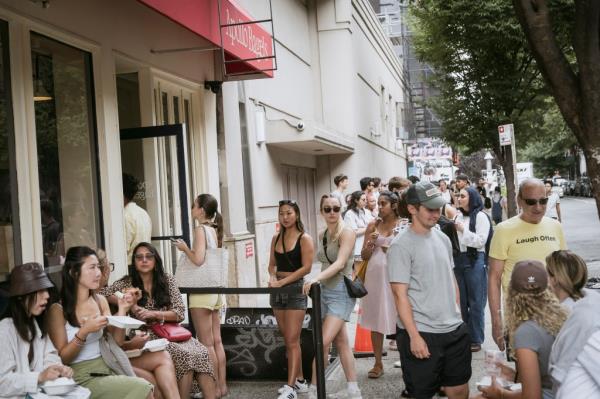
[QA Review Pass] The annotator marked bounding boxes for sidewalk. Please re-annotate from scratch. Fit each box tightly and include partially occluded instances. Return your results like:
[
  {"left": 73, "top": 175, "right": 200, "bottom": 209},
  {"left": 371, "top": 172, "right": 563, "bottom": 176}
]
[{"left": 227, "top": 300, "right": 502, "bottom": 398}]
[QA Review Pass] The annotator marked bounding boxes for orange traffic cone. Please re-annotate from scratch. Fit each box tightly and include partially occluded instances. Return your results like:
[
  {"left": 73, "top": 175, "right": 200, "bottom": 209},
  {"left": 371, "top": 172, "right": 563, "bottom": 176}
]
[{"left": 353, "top": 306, "right": 374, "bottom": 358}]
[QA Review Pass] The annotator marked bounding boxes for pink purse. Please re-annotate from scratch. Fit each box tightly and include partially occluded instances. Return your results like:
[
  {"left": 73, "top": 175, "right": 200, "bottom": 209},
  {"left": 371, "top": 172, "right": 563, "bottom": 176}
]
[{"left": 150, "top": 323, "right": 191, "bottom": 342}]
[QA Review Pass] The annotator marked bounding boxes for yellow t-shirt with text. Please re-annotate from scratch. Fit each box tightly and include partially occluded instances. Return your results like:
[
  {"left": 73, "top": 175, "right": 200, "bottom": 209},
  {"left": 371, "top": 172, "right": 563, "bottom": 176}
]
[{"left": 489, "top": 215, "right": 566, "bottom": 293}]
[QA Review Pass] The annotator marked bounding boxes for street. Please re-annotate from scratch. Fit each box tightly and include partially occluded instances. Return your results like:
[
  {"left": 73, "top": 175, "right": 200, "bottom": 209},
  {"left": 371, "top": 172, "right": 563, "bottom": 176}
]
[
  {"left": 560, "top": 197, "right": 600, "bottom": 276},
  {"left": 228, "top": 197, "right": 600, "bottom": 398}
]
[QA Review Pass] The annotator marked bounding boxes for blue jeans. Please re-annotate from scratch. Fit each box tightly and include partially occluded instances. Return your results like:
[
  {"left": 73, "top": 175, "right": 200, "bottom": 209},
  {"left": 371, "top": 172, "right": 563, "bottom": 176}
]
[{"left": 453, "top": 252, "right": 487, "bottom": 345}]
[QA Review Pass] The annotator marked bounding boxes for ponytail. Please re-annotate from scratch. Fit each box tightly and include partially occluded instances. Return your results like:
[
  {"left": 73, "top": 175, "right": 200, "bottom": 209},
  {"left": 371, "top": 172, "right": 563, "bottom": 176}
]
[{"left": 213, "top": 211, "right": 224, "bottom": 248}]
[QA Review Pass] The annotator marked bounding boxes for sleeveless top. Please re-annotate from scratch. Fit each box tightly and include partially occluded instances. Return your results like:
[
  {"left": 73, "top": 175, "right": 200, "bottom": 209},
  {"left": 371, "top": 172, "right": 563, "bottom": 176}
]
[
  {"left": 65, "top": 322, "right": 103, "bottom": 364},
  {"left": 274, "top": 233, "right": 303, "bottom": 273},
  {"left": 317, "top": 229, "right": 353, "bottom": 289}
]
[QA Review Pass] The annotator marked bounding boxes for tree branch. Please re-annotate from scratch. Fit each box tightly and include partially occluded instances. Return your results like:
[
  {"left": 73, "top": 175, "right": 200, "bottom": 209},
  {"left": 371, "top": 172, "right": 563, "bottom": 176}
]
[{"left": 512, "top": 0, "right": 582, "bottom": 135}]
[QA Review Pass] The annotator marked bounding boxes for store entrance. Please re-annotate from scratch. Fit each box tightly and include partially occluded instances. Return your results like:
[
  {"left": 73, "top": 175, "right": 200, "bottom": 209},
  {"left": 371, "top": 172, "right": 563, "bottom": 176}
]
[{"left": 120, "top": 124, "right": 190, "bottom": 274}]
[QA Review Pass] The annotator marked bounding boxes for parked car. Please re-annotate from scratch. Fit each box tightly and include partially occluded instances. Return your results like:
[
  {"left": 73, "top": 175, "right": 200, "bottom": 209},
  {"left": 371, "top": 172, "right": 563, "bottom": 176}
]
[
  {"left": 567, "top": 180, "right": 576, "bottom": 196},
  {"left": 575, "top": 177, "right": 593, "bottom": 197},
  {"left": 552, "top": 185, "right": 564, "bottom": 198}
]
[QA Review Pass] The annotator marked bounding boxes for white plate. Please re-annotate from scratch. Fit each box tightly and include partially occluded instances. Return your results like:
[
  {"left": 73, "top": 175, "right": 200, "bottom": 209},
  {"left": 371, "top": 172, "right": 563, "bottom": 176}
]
[
  {"left": 106, "top": 315, "right": 145, "bottom": 329},
  {"left": 144, "top": 338, "right": 169, "bottom": 352},
  {"left": 42, "top": 377, "right": 76, "bottom": 395}
]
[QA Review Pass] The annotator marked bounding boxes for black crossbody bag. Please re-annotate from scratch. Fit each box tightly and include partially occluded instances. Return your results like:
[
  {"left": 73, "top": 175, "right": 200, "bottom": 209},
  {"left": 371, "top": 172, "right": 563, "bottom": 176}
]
[{"left": 322, "top": 232, "right": 367, "bottom": 298}]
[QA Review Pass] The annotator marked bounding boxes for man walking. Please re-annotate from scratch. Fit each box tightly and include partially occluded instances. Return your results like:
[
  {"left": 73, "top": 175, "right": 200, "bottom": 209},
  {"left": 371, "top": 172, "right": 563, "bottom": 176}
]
[
  {"left": 488, "top": 178, "right": 566, "bottom": 351},
  {"left": 388, "top": 181, "right": 471, "bottom": 399},
  {"left": 123, "top": 173, "right": 152, "bottom": 263},
  {"left": 331, "top": 174, "right": 349, "bottom": 212}
]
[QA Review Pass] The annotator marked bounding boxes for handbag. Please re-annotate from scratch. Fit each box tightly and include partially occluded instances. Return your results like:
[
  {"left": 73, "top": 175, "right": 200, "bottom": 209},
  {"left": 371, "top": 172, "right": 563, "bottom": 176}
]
[
  {"left": 323, "top": 232, "right": 368, "bottom": 299},
  {"left": 175, "top": 225, "right": 229, "bottom": 288},
  {"left": 354, "top": 259, "right": 368, "bottom": 283},
  {"left": 151, "top": 322, "right": 192, "bottom": 342}
]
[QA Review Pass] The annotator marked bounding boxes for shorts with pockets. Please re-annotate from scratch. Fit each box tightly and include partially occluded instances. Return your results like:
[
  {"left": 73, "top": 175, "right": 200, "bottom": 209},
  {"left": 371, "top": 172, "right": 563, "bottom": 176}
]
[
  {"left": 396, "top": 323, "right": 471, "bottom": 398},
  {"left": 270, "top": 279, "right": 307, "bottom": 310},
  {"left": 321, "top": 279, "right": 356, "bottom": 322}
]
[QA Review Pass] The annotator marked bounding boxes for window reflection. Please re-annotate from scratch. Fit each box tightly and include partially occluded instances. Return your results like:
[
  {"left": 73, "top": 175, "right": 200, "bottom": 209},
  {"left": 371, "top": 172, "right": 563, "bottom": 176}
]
[{"left": 31, "top": 32, "right": 101, "bottom": 269}]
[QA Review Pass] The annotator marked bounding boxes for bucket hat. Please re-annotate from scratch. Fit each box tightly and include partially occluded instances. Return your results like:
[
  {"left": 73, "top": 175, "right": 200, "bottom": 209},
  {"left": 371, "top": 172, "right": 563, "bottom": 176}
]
[{"left": 9, "top": 262, "right": 54, "bottom": 297}]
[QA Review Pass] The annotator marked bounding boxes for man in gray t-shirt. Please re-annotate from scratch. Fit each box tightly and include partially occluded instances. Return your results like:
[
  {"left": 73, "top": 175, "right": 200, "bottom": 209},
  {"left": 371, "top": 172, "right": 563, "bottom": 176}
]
[{"left": 387, "top": 182, "right": 471, "bottom": 399}]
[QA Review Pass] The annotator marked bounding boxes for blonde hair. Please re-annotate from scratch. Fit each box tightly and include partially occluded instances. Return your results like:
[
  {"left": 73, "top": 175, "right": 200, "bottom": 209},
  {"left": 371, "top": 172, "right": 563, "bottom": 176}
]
[
  {"left": 546, "top": 250, "right": 588, "bottom": 301},
  {"left": 95, "top": 248, "right": 108, "bottom": 267},
  {"left": 505, "top": 288, "right": 568, "bottom": 350},
  {"left": 319, "top": 194, "right": 345, "bottom": 243}
]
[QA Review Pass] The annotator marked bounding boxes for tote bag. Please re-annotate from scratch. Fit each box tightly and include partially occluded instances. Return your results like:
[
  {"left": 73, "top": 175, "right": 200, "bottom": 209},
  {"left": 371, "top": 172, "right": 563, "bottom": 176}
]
[{"left": 175, "top": 225, "right": 229, "bottom": 288}]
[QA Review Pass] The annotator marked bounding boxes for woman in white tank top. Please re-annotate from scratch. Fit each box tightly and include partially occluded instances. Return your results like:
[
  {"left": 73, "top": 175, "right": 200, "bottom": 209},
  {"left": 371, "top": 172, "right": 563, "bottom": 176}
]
[{"left": 48, "top": 246, "right": 153, "bottom": 399}]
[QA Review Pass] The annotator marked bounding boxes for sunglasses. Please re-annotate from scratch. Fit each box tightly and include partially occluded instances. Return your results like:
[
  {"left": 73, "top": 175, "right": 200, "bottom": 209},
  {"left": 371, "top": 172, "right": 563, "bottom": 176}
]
[
  {"left": 279, "top": 199, "right": 297, "bottom": 206},
  {"left": 522, "top": 197, "right": 549, "bottom": 206},
  {"left": 134, "top": 253, "right": 155, "bottom": 261},
  {"left": 323, "top": 206, "right": 341, "bottom": 214}
]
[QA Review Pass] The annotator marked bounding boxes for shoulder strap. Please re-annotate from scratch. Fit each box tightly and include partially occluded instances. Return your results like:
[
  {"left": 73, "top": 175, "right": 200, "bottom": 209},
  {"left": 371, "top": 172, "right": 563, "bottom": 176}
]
[
  {"left": 202, "top": 224, "right": 217, "bottom": 249},
  {"left": 322, "top": 231, "right": 334, "bottom": 264}
]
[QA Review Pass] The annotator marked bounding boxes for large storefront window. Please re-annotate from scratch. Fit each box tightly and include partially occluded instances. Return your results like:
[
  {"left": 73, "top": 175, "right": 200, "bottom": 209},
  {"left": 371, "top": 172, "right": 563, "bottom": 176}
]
[
  {"left": 0, "top": 20, "right": 19, "bottom": 278},
  {"left": 31, "top": 33, "right": 101, "bottom": 269}
]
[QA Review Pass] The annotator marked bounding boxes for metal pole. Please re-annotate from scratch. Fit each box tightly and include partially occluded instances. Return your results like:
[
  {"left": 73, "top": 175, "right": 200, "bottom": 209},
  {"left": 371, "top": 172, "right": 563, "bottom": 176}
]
[{"left": 310, "top": 283, "right": 326, "bottom": 399}]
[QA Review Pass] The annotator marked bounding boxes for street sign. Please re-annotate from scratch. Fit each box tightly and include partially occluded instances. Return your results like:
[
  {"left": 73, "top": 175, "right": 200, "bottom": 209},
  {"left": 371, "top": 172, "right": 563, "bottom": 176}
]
[{"left": 498, "top": 124, "right": 513, "bottom": 146}]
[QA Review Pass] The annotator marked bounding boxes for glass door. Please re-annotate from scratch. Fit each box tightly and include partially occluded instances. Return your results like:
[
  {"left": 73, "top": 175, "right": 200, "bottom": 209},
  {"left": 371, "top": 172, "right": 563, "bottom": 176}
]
[{"left": 120, "top": 124, "right": 189, "bottom": 274}]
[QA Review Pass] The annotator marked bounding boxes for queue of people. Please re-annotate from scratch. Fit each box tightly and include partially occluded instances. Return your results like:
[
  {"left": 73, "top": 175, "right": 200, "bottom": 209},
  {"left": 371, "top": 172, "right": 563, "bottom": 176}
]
[{"left": 1, "top": 174, "right": 598, "bottom": 399}]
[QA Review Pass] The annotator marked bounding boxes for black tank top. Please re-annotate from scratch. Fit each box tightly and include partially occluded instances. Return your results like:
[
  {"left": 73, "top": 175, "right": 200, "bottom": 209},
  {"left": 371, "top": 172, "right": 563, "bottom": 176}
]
[{"left": 274, "top": 233, "right": 303, "bottom": 272}]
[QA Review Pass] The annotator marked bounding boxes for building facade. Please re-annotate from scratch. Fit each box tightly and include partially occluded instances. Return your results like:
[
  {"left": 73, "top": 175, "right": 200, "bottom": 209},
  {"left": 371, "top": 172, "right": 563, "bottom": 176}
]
[
  {"left": 219, "top": 0, "right": 409, "bottom": 301},
  {"left": 0, "top": 0, "right": 408, "bottom": 308}
]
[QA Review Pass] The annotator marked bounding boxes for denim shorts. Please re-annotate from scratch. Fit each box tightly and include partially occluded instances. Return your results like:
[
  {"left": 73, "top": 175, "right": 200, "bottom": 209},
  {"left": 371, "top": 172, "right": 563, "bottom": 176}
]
[
  {"left": 321, "top": 279, "right": 356, "bottom": 322},
  {"left": 270, "top": 279, "right": 307, "bottom": 310}
]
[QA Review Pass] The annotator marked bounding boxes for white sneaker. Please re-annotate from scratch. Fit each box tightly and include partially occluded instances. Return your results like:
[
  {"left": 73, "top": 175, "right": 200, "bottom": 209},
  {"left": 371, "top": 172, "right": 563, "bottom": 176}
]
[
  {"left": 293, "top": 379, "right": 309, "bottom": 393},
  {"left": 394, "top": 360, "right": 402, "bottom": 368},
  {"left": 277, "top": 384, "right": 297, "bottom": 399},
  {"left": 278, "top": 380, "right": 308, "bottom": 394},
  {"left": 327, "top": 388, "right": 362, "bottom": 399}
]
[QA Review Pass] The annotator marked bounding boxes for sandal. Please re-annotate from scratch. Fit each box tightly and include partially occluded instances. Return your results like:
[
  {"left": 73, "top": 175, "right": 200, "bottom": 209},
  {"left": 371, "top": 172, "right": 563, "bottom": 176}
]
[{"left": 367, "top": 365, "right": 384, "bottom": 379}]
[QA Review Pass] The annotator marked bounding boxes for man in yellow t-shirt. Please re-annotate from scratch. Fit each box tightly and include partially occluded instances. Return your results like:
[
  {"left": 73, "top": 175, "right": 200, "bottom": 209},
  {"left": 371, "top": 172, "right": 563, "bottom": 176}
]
[{"left": 488, "top": 179, "right": 566, "bottom": 351}]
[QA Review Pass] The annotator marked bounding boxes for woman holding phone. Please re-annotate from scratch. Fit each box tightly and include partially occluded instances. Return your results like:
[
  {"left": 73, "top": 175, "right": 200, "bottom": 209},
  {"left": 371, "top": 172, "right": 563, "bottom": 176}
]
[{"left": 172, "top": 193, "right": 227, "bottom": 398}]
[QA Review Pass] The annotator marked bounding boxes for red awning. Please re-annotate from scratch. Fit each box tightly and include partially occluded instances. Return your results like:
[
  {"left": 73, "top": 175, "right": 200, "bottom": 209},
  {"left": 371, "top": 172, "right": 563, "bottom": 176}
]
[{"left": 138, "top": 0, "right": 275, "bottom": 78}]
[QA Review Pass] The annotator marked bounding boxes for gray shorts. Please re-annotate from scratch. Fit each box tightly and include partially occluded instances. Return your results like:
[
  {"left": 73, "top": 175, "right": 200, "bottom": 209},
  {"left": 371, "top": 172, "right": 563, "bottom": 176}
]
[
  {"left": 321, "top": 279, "right": 356, "bottom": 321},
  {"left": 270, "top": 279, "right": 307, "bottom": 310}
]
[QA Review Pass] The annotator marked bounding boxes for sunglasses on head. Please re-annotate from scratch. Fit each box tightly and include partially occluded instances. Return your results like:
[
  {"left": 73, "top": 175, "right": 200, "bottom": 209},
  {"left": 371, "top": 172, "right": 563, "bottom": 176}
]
[
  {"left": 522, "top": 197, "right": 549, "bottom": 206},
  {"left": 279, "top": 199, "right": 297, "bottom": 206},
  {"left": 323, "top": 206, "right": 341, "bottom": 214}
]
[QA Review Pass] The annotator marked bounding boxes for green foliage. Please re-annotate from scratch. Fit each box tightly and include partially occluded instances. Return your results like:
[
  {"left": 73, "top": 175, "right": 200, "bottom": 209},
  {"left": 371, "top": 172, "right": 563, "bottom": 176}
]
[
  {"left": 519, "top": 100, "right": 578, "bottom": 177},
  {"left": 409, "top": 0, "right": 552, "bottom": 155}
]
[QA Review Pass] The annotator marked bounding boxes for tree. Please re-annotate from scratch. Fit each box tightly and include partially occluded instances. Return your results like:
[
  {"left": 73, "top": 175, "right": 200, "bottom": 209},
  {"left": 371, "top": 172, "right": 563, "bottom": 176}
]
[
  {"left": 513, "top": 0, "right": 600, "bottom": 218},
  {"left": 410, "top": 0, "right": 550, "bottom": 216},
  {"left": 519, "top": 100, "right": 579, "bottom": 178}
]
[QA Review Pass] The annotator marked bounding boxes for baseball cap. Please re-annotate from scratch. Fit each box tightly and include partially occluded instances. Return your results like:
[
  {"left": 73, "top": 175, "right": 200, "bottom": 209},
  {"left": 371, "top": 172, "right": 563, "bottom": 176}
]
[
  {"left": 405, "top": 181, "right": 446, "bottom": 210},
  {"left": 510, "top": 260, "right": 548, "bottom": 294}
]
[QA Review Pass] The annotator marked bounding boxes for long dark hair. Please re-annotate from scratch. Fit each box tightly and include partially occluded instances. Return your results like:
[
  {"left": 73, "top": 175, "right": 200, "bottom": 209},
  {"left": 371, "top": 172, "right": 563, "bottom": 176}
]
[
  {"left": 129, "top": 242, "right": 171, "bottom": 309},
  {"left": 347, "top": 190, "right": 365, "bottom": 214},
  {"left": 61, "top": 246, "right": 98, "bottom": 327},
  {"left": 7, "top": 291, "right": 48, "bottom": 343},
  {"left": 278, "top": 200, "right": 305, "bottom": 236},
  {"left": 196, "top": 193, "right": 224, "bottom": 248}
]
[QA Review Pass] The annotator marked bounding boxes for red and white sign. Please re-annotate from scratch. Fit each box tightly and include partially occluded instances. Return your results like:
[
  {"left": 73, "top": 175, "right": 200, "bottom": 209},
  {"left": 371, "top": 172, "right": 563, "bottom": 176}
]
[
  {"left": 498, "top": 124, "right": 513, "bottom": 146},
  {"left": 245, "top": 242, "right": 254, "bottom": 259},
  {"left": 138, "top": 0, "right": 274, "bottom": 77}
]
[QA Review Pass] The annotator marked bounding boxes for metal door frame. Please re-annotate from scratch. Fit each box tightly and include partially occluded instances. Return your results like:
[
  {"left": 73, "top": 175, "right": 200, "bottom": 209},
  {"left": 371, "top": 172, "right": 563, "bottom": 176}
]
[{"left": 120, "top": 123, "right": 190, "bottom": 246}]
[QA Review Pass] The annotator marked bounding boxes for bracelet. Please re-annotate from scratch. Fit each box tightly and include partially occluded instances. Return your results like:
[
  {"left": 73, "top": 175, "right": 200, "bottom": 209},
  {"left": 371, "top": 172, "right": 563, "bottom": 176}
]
[{"left": 74, "top": 332, "right": 86, "bottom": 343}]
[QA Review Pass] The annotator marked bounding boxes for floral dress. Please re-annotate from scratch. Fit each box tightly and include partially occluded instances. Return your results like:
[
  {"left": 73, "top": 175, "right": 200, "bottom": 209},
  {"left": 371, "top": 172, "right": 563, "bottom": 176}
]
[{"left": 100, "top": 274, "right": 214, "bottom": 391}]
